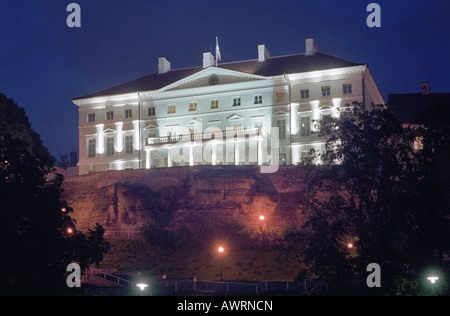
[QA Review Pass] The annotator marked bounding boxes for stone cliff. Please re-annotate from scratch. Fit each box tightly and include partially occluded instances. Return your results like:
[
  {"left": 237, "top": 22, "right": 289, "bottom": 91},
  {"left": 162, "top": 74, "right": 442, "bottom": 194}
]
[{"left": 62, "top": 165, "right": 311, "bottom": 239}]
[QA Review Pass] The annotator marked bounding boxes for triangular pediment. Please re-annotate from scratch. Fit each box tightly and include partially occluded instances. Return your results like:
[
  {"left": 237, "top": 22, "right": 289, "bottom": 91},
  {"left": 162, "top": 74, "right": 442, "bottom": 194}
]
[
  {"left": 158, "top": 67, "right": 267, "bottom": 92},
  {"left": 273, "top": 110, "right": 288, "bottom": 117},
  {"left": 103, "top": 128, "right": 116, "bottom": 134},
  {"left": 227, "top": 113, "right": 244, "bottom": 121},
  {"left": 186, "top": 118, "right": 202, "bottom": 126},
  {"left": 144, "top": 123, "right": 159, "bottom": 130}
]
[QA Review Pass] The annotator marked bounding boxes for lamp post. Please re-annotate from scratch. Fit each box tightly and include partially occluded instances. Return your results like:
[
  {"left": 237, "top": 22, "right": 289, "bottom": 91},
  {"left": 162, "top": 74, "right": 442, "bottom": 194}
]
[{"left": 218, "top": 246, "right": 224, "bottom": 281}]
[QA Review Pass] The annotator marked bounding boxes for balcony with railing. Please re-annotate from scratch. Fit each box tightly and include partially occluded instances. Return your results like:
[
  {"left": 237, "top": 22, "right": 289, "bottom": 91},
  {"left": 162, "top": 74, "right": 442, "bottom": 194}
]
[{"left": 146, "top": 127, "right": 267, "bottom": 146}]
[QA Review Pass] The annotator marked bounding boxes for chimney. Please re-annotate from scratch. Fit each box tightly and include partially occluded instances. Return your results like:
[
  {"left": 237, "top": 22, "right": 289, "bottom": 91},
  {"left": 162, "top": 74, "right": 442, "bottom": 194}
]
[
  {"left": 305, "top": 38, "right": 319, "bottom": 56},
  {"left": 203, "top": 52, "right": 215, "bottom": 68},
  {"left": 258, "top": 44, "right": 270, "bottom": 62},
  {"left": 158, "top": 57, "right": 171, "bottom": 74}
]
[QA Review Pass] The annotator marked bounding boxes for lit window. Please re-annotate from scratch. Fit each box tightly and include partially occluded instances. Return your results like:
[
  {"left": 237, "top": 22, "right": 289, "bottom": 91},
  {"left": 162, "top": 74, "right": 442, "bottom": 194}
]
[
  {"left": 254, "top": 95, "right": 262, "bottom": 104},
  {"left": 321, "top": 86, "right": 331, "bottom": 97},
  {"left": 88, "top": 113, "right": 95, "bottom": 123},
  {"left": 168, "top": 105, "right": 176, "bottom": 114},
  {"left": 276, "top": 92, "right": 286, "bottom": 103},
  {"left": 210, "top": 100, "right": 219, "bottom": 109},
  {"left": 88, "top": 139, "right": 96, "bottom": 158},
  {"left": 124, "top": 109, "right": 132, "bottom": 118},
  {"left": 276, "top": 119, "right": 286, "bottom": 139},
  {"left": 125, "top": 135, "right": 133, "bottom": 154},
  {"left": 300, "top": 116, "right": 311, "bottom": 137},
  {"left": 106, "top": 111, "right": 114, "bottom": 120},
  {"left": 232, "top": 97, "right": 241, "bottom": 107},
  {"left": 343, "top": 84, "right": 352, "bottom": 94},
  {"left": 413, "top": 136, "right": 424, "bottom": 150},
  {"left": 148, "top": 107, "right": 155, "bottom": 116},
  {"left": 189, "top": 102, "right": 197, "bottom": 111},
  {"left": 106, "top": 137, "right": 114, "bottom": 156},
  {"left": 300, "top": 89, "right": 309, "bottom": 99}
]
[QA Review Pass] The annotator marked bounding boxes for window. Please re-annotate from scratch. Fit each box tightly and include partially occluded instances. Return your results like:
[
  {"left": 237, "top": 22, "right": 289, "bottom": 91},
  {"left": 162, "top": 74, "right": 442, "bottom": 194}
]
[
  {"left": 300, "top": 89, "right": 309, "bottom": 99},
  {"left": 232, "top": 97, "right": 241, "bottom": 107},
  {"left": 413, "top": 136, "right": 424, "bottom": 150},
  {"left": 300, "top": 116, "right": 311, "bottom": 137},
  {"left": 88, "top": 113, "right": 95, "bottom": 123},
  {"left": 254, "top": 95, "right": 262, "bottom": 104},
  {"left": 125, "top": 135, "right": 133, "bottom": 154},
  {"left": 189, "top": 102, "right": 197, "bottom": 111},
  {"left": 124, "top": 109, "right": 132, "bottom": 118},
  {"left": 321, "top": 86, "right": 331, "bottom": 97},
  {"left": 343, "top": 84, "right": 352, "bottom": 94},
  {"left": 276, "top": 119, "right": 286, "bottom": 139},
  {"left": 88, "top": 138, "right": 96, "bottom": 158},
  {"left": 106, "top": 111, "right": 114, "bottom": 120},
  {"left": 276, "top": 92, "right": 286, "bottom": 103},
  {"left": 168, "top": 105, "right": 176, "bottom": 114},
  {"left": 106, "top": 137, "right": 114, "bottom": 156},
  {"left": 210, "top": 100, "right": 219, "bottom": 109},
  {"left": 148, "top": 107, "right": 155, "bottom": 116}
]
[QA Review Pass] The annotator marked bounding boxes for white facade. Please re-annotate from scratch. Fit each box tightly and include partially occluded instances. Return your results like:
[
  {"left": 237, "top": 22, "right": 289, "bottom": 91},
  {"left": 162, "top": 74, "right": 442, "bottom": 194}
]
[{"left": 73, "top": 39, "right": 384, "bottom": 175}]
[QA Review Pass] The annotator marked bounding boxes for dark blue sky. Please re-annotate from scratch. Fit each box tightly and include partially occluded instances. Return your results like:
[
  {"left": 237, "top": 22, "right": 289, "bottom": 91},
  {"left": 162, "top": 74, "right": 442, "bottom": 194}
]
[{"left": 1, "top": 0, "right": 449, "bottom": 159}]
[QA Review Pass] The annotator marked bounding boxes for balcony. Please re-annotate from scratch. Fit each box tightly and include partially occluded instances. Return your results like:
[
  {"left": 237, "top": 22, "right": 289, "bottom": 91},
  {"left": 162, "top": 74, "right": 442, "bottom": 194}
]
[{"left": 146, "top": 127, "right": 265, "bottom": 146}]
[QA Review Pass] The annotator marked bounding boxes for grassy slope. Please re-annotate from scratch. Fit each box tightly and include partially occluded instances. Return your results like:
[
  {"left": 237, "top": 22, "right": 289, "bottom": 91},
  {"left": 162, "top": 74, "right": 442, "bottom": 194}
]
[{"left": 100, "top": 239, "right": 304, "bottom": 281}]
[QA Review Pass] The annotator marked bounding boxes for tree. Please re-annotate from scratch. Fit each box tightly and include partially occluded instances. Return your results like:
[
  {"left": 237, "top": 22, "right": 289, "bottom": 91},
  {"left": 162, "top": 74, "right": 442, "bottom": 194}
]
[
  {"left": 288, "top": 102, "right": 421, "bottom": 293},
  {"left": 0, "top": 93, "right": 109, "bottom": 295}
]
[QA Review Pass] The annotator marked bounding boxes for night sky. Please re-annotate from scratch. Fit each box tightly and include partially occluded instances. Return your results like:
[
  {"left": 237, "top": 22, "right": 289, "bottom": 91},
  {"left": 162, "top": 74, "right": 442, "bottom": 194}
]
[{"left": 1, "top": 0, "right": 449, "bottom": 160}]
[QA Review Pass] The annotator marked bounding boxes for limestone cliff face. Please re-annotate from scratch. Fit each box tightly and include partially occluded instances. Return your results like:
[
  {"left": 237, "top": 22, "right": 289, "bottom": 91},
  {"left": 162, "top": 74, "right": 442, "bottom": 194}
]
[{"left": 62, "top": 166, "right": 309, "bottom": 238}]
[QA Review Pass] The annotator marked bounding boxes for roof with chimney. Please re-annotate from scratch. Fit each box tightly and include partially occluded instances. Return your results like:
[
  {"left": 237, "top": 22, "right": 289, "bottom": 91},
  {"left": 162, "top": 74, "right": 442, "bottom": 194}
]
[{"left": 73, "top": 40, "right": 365, "bottom": 101}]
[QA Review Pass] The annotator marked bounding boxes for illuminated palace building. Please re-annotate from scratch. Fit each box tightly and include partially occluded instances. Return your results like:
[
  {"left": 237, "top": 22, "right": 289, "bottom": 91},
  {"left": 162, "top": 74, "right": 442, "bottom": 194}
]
[{"left": 73, "top": 39, "right": 384, "bottom": 175}]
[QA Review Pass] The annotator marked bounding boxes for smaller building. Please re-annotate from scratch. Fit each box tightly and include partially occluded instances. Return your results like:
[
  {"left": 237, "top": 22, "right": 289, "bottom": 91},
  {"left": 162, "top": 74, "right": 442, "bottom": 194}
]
[{"left": 388, "top": 83, "right": 450, "bottom": 124}]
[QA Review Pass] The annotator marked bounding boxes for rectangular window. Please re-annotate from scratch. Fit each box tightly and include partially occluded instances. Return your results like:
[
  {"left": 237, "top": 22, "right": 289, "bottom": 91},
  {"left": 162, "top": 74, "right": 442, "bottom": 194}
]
[
  {"left": 88, "top": 138, "right": 96, "bottom": 158},
  {"left": 232, "top": 97, "right": 241, "bottom": 107},
  {"left": 106, "top": 137, "right": 114, "bottom": 156},
  {"left": 276, "top": 92, "right": 286, "bottom": 103},
  {"left": 125, "top": 135, "right": 133, "bottom": 154},
  {"left": 254, "top": 95, "right": 262, "bottom": 104},
  {"left": 88, "top": 113, "right": 95, "bottom": 123},
  {"left": 189, "top": 102, "right": 197, "bottom": 112},
  {"left": 168, "top": 105, "right": 176, "bottom": 114},
  {"left": 321, "top": 86, "right": 331, "bottom": 97},
  {"left": 300, "top": 89, "right": 309, "bottom": 99},
  {"left": 276, "top": 119, "right": 286, "bottom": 139},
  {"left": 300, "top": 116, "right": 311, "bottom": 137},
  {"left": 106, "top": 111, "right": 114, "bottom": 121},
  {"left": 147, "top": 107, "right": 155, "bottom": 116},
  {"left": 210, "top": 99, "right": 219, "bottom": 109},
  {"left": 343, "top": 84, "right": 352, "bottom": 94},
  {"left": 124, "top": 109, "right": 132, "bottom": 118}
]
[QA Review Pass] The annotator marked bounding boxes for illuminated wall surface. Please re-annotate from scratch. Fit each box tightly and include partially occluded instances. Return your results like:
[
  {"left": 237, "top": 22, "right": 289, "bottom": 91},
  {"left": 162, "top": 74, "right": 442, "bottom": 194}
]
[{"left": 73, "top": 39, "right": 384, "bottom": 175}]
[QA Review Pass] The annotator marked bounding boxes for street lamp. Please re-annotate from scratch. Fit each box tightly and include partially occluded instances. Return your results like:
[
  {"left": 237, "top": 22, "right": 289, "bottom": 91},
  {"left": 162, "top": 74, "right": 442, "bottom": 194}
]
[
  {"left": 218, "top": 246, "right": 224, "bottom": 281},
  {"left": 259, "top": 215, "right": 265, "bottom": 221},
  {"left": 427, "top": 276, "right": 439, "bottom": 284},
  {"left": 136, "top": 283, "right": 149, "bottom": 291}
]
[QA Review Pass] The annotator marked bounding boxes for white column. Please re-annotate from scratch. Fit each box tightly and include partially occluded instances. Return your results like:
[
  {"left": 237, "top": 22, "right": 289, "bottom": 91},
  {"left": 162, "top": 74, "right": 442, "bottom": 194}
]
[
  {"left": 132, "top": 120, "right": 140, "bottom": 150},
  {"left": 332, "top": 98, "right": 341, "bottom": 118},
  {"left": 95, "top": 124, "right": 104, "bottom": 154},
  {"left": 257, "top": 138, "right": 263, "bottom": 166},
  {"left": 310, "top": 100, "right": 320, "bottom": 132},
  {"left": 167, "top": 146, "right": 173, "bottom": 167},
  {"left": 234, "top": 139, "right": 239, "bottom": 165},
  {"left": 145, "top": 148, "right": 151, "bottom": 169},
  {"left": 189, "top": 145, "right": 194, "bottom": 166},
  {"left": 115, "top": 122, "right": 123, "bottom": 152},
  {"left": 211, "top": 142, "right": 217, "bottom": 165}
]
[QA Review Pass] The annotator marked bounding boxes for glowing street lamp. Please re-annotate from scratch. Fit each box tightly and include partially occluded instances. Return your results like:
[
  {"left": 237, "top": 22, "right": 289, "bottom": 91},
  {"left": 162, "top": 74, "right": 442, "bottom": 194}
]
[
  {"left": 427, "top": 276, "right": 439, "bottom": 284},
  {"left": 259, "top": 215, "right": 265, "bottom": 221},
  {"left": 136, "top": 283, "right": 149, "bottom": 291},
  {"left": 218, "top": 246, "right": 224, "bottom": 281}
]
